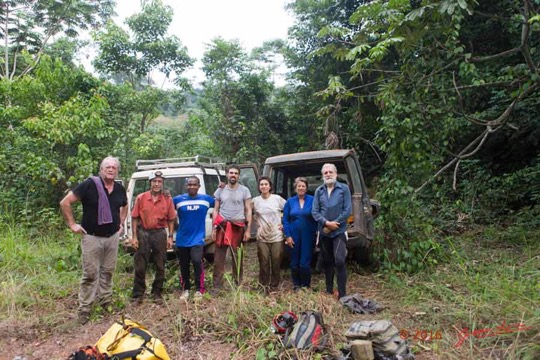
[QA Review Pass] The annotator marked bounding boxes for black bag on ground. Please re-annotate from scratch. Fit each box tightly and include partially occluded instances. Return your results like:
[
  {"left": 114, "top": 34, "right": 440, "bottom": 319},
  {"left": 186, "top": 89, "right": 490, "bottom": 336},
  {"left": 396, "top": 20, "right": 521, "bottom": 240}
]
[{"left": 340, "top": 293, "right": 382, "bottom": 314}]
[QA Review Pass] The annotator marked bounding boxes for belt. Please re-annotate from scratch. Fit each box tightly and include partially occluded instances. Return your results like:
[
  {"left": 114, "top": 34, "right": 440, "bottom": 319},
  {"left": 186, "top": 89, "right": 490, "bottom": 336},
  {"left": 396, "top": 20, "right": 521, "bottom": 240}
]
[
  {"left": 140, "top": 227, "right": 167, "bottom": 232},
  {"left": 87, "top": 232, "right": 117, "bottom": 237}
]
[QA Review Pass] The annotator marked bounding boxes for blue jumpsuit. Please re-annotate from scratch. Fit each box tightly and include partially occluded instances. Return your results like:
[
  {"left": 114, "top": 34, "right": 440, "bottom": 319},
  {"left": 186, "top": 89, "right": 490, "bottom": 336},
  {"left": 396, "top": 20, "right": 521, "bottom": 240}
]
[{"left": 282, "top": 194, "right": 317, "bottom": 288}]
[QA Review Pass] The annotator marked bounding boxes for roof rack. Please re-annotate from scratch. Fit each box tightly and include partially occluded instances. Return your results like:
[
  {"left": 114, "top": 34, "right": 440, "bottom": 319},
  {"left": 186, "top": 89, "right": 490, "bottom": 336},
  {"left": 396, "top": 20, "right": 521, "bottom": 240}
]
[{"left": 136, "top": 156, "right": 226, "bottom": 171}]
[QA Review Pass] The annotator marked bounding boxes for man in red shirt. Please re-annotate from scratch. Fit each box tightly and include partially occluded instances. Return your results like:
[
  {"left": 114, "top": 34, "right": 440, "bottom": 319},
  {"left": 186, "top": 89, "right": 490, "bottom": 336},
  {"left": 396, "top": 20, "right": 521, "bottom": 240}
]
[{"left": 131, "top": 171, "right": 176, "bottom": 304}]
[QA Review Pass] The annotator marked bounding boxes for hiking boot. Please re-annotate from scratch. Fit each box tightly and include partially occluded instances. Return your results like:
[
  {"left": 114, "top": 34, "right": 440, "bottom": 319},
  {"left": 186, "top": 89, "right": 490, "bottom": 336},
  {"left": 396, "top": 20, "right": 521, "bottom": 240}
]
[
  {"left": 153, "top": 292, "right": 164, "bottom": 305},
  {"left": 131, "top": 296, "right": 144, "bottom": 305},
  {"left": 193, "top": 291, "right": 203, "bottom": 301},
  {"left": 179, "top": 290, "right": 190, "bottom": 301},
  {"left": 78, "top": 311, "right": 90, "bottom": 325}
]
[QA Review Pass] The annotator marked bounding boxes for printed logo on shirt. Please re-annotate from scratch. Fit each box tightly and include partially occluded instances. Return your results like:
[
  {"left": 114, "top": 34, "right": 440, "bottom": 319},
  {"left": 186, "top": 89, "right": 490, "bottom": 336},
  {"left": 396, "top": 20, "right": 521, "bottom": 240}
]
[{"left": 176, "top": 199, "right": 211, "bottom": 210}]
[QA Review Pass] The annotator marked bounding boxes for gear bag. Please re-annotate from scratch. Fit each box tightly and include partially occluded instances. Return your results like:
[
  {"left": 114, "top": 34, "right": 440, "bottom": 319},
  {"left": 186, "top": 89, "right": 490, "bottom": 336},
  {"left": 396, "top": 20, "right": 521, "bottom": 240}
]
[
  {"left": 284, "top": 310, "right": 327, "bottom": 351},
  {"left": 95, "top": 318, "right": 170, "bottom": 360},
  {"left": 345, "top": 320, "right": 409, "bottom": 356}
]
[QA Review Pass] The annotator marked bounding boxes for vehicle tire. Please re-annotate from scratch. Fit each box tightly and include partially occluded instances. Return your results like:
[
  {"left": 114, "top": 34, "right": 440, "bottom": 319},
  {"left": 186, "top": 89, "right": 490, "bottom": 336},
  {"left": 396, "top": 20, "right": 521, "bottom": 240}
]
[{"left": 353, "top": 245, "right": 371, "bottom": 266}]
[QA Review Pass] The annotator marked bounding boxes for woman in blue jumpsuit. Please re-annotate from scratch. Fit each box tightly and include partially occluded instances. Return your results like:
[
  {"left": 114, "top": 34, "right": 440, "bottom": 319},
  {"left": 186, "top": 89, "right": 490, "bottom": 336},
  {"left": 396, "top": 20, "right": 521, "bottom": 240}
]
[{"left": 282, "top": 177, "right": 317, "bottom": 289}]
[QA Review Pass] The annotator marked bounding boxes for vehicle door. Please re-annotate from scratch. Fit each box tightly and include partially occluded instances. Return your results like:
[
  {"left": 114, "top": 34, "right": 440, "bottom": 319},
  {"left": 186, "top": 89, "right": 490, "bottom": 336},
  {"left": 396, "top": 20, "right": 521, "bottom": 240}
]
[
  {"left": 345, "top": 155, "right": 375, "bottom": 241},
  {"left": 237, "top": 163, "right": 260, "bottom": 239},
  {"left": 122, "top": 175, "right": 151, "bottom": 250}
]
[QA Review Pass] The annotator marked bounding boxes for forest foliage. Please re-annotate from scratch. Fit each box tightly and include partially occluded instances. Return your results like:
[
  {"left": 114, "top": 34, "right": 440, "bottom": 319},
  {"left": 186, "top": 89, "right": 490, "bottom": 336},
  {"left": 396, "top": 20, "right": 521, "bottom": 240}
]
[{"left": 0, "top": 0, "right": 538, "bottom": 271}]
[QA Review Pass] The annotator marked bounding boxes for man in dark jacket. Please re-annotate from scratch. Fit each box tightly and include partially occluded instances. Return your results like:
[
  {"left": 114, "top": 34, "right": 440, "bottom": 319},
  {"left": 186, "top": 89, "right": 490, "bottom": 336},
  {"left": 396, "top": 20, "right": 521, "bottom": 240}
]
[{"left": 312, "top": 163, "right": 352, "bottom": 299}]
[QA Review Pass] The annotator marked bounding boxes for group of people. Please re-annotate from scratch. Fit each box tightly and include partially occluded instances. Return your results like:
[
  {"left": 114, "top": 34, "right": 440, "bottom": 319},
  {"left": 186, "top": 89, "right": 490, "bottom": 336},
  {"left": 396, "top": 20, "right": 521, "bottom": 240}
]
[
  {"left": 60, "top": 157, "right": 352, "bottom": 325},
  {"left": 255, "top": 163, "right": 352, "bottom": 301}
]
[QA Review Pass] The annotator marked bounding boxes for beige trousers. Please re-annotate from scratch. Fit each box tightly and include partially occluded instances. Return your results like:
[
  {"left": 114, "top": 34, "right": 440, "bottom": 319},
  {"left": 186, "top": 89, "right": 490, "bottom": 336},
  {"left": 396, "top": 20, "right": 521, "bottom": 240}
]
[{"left": 78, "top": 233, "right": 119, "bottom": 313}]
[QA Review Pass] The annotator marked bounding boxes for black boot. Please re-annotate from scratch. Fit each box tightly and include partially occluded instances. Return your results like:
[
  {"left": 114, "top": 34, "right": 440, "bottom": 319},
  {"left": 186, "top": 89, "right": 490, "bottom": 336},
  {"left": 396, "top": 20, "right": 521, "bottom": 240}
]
[
  {"left": 291, "top": 268, "right": 301, "bottom": 290},
  {"left": 299, "top": 267, "right": 311, "bottom": 288}
]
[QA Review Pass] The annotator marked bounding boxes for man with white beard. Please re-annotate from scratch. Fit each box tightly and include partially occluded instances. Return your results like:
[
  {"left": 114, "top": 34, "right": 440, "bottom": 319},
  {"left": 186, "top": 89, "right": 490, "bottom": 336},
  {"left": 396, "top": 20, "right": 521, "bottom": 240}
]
[{"left": 312, "top": 163, "right": 352, "bottom": 300}]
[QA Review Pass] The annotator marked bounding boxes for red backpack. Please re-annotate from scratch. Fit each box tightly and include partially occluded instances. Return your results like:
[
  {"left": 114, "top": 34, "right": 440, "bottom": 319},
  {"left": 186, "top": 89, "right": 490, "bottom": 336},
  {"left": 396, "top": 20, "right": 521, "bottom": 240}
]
[{"left": 284, "top": 311, "right": 328, "bottom": 351}]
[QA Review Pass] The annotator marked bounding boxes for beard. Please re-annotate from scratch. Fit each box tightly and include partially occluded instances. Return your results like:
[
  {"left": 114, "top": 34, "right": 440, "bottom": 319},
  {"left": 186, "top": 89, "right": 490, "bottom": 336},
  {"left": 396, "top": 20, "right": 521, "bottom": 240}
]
[
  {"left": 228, "top": 177, "right": 237, "bottom": 184},
  {"left": 324, "top": 178, "right": 336, "bottom": 185}
]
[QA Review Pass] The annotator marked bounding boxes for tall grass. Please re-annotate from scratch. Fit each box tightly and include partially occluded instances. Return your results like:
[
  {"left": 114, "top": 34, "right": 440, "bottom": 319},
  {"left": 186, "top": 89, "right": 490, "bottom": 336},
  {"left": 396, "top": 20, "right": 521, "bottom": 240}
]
[
  {"left": 1, "top": 215, "right": 538, "bottom": 359},
  {"left": 381, "top": 224, "right": 539, "bottom": 360},
  {"left": 0, "top": 216, "right": 133, "bottom": 326},
  {"left": 1, "top": 220, "right": 79, "bottom": 321}
]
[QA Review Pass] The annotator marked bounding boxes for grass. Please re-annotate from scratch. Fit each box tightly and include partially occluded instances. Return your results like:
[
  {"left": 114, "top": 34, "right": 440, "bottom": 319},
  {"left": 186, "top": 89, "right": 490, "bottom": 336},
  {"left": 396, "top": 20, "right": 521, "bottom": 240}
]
[
  {"left": 380, "top": 224, "right": 540, "bottom": 360},
  {"left": 0, "top": 219, "right": 538, "bottom": 359}
]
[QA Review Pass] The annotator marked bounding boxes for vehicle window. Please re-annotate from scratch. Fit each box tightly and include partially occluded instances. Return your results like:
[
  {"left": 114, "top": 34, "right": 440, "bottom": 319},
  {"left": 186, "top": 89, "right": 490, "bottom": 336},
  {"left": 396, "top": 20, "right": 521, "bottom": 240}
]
[
  {"left": 273, "top": 169, "right": 286, "bottom": 198},
  {"left": 168, "top": 177, "right": 195, "bottom": 197},
  {"left": 345, "top": 156, "right": 362, "bottom": 193},
  {"left": 204, "top": 174, "right": 220, "bottom": 196},
  {"left": 239, "top": 167, "right": 259, "bottom": 198},
  {"left": 132, "top": 179, "right": 150, "bottom": 200},
  {"left": 272, "top": 161, "right": 350, "bottom": 199}
]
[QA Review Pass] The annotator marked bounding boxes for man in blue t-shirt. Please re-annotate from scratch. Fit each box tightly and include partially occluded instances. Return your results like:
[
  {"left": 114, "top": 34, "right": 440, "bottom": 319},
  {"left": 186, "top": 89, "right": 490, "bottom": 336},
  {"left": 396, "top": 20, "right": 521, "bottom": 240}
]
[{"left": 173, "top": 176, "right": 215, "bottom": 301}]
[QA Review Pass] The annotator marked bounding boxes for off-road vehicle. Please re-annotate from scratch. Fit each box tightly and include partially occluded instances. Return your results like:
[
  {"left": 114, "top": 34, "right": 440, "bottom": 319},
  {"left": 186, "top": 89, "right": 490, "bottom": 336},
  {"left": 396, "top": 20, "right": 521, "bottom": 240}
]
[
  {"left": 262, "top": 149, "right": 380, "bottom": 265},
  {"left": 121, "top": 156, "right": 259, "bottom": 259}
]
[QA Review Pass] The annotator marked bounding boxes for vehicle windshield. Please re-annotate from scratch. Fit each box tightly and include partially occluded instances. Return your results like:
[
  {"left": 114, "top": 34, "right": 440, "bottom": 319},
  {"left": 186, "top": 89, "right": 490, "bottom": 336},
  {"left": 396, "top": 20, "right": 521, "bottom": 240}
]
[
  {"left": 239, "top": 167, "right": 259, "bottom": 198},
  {"left": 269, "top": 161, "right": 349, "bottom": 199}
]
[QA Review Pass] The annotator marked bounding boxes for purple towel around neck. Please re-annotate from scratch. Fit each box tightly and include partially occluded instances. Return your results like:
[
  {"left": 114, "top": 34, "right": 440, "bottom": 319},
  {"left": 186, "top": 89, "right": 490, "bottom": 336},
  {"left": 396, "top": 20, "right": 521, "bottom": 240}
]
[{"left": 91, "top": 176, "right": 113, "bottom": 225}]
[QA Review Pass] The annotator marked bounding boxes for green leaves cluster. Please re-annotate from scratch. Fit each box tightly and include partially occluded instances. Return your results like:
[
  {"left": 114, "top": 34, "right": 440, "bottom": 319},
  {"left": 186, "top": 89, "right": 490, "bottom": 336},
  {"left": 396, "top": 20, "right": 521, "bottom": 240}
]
[
  {"left": 0, "top": 57, "right": 113, "bottom": 215},
  {"left": 0, "top": 0, "right": 115, "bottom": 80},
  {"left": 93, "top": 0, "right": 193, "bottom": 86},
  {"left": 292, "top": 0, "right": 540, "bottom": 271},
  {"left": 198, "top": 38, "right": 295, "bottom": 163}
]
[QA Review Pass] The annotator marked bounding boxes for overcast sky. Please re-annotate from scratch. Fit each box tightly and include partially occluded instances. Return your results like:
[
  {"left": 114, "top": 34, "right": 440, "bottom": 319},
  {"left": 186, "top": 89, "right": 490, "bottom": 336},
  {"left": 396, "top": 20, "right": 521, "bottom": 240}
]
[{"left": 113, "top": 0, "right": 295, "bottom": 86}]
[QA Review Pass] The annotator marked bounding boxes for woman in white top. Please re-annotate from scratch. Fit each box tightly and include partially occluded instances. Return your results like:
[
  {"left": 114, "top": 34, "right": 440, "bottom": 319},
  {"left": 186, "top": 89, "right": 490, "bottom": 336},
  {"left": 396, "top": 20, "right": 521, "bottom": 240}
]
[{"left": 252, "top": 176, "right": 286, "bottom": 291}]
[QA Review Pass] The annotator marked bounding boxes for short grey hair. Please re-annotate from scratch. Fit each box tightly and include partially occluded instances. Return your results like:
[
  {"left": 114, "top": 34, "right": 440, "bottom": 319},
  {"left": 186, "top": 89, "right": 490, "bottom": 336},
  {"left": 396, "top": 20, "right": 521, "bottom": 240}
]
[
  {"left": 321, "top": 163, "right": 337, "bottom": 174},
  {"left": 100, "top": 156, "right": 121, "bottom": 171},
  {"left": 294, "top": 177, "right": 308, "bottom": 188}
]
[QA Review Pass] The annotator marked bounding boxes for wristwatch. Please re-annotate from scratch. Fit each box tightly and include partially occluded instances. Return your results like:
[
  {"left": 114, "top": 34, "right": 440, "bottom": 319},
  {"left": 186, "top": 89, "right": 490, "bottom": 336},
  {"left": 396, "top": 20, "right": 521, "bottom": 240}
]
[{"left": 168, "top": 234, "right": 173, "bottom": 238}]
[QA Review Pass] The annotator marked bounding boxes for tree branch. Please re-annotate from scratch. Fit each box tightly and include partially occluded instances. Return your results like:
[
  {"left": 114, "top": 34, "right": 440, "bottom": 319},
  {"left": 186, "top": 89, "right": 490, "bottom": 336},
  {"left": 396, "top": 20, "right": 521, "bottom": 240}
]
[
  {"left": 520, "top": 0, "right": 539, "bottom": 85},
  {"left": 453, "top": 159, "right": 461, "bottom": 191},
  {"left": 348, "top": 79, "right": 385, "bottom": 92},
  {"left": 415, "top": 130, "right": 486, "bottom": 193},
  {"left": 486, "top": 82, "right": 538, "bottom": 126},
  {"left": 454, "top": 80, "right": 515, "bottom": 90},
  {"left": 416, "top": 58, "right": 459, "bottom": 86},
  {"left": 4, "top": 2, "right": 9, "bottom": 79},
  {"left": 19, "top": 31, "right": 54, "bottom": 78},
  {"left": 468, "top": 47, "right": 521, "bottom": 63},
  {"left": 417, "top": 81, "right": 538, "bottom": 193}
]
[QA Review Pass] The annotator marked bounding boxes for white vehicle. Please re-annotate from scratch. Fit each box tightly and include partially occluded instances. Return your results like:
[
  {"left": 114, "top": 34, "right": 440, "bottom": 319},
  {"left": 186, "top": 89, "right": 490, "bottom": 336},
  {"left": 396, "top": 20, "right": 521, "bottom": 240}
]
[{"left": 121, "top": 156, "right": 259, "bottom": 260}]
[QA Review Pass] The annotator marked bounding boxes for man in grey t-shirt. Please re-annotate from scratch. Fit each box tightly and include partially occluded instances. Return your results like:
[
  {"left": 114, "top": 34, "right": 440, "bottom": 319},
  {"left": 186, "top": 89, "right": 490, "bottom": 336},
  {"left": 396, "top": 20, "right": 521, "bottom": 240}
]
[{"left": 212, "top": 165, "right": 252, "bottom": 291}]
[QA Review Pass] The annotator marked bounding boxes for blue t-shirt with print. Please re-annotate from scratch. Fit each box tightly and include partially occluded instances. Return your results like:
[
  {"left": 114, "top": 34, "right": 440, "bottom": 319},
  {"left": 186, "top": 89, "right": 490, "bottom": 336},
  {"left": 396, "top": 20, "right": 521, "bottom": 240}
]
[{"left": 173, "top": 193, "right": 215, "bottom": 247}]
